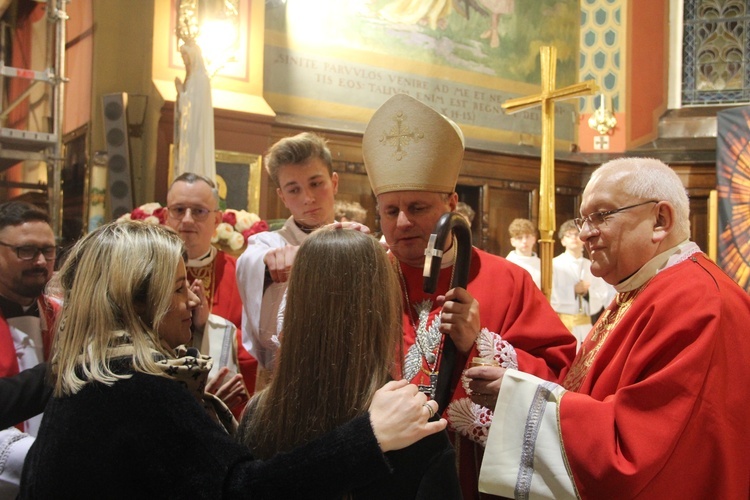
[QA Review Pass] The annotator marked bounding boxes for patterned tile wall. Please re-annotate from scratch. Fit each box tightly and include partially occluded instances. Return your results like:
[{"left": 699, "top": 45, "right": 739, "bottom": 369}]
[{"left": 579, "top": 0, "right": 624, "bottom": 113}]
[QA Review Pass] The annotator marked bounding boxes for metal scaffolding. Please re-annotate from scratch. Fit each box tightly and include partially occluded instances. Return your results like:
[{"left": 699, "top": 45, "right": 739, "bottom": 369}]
[{"left": 0, "top": 0, "right": 67, "bottom": 237}]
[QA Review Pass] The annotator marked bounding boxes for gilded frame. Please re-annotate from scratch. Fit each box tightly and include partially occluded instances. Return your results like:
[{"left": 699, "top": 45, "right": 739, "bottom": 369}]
[{"left": 214, "top": 150, "right": 262, "bottom": 214}]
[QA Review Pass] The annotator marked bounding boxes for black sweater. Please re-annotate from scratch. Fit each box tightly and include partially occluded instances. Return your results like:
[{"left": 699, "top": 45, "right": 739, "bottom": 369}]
[
  {"left": 20, "top": 369, "right": 391, "bottom": 499},
  {"left": 239, "top": 400, "right": 461, "bottom": 500},
  {"left": 0, "top": 363, "right": 51, "bottom": 429}
]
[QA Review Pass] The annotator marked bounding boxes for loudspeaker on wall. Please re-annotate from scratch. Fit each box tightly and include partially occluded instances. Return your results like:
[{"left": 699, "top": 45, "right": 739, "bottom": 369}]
[{"left": 101, "top": 92, "right": 133, "bottom": 220}]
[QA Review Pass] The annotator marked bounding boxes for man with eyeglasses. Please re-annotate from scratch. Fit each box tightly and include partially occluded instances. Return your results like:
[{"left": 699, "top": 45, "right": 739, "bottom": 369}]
[
  {"left": 0, "top": 201, "right": 60, "bottom": 496},
  {"left": 469, "top": 158, "right": 750, "bottom": 498},
  {"left": 166, "top": 173, "right": 257, "bottom": 412}
]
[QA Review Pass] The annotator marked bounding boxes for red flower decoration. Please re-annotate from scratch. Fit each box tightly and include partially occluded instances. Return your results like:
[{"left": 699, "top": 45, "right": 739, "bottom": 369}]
[
  {"left": 130, "top": 207, "right": 148, "bottom": 220},
  {"left": 222, "top": 211, "right": 237, "bottom": 226},
  {"left": 243, "top": 220, "right": 269, "bottom": 241},
  {"left": 152, "top": 206, "right": 167, "bottom": 225}
]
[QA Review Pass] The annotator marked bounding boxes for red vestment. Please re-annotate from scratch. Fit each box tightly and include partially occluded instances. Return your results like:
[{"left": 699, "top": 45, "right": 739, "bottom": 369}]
[
  {"left": 396, "top": 247, "right": 576, "bottom": 499},
  {"left": 188, "top": 251, "right": 257, "bottom": 398},
  {"left": 0, "top": 296, "right": 59, "bottom": 377},
  {"left": 0, "top": 295, "right": 59, "bottom": 432},
  {"left": 560, "top": 255, "right": 750, "bottom": 498}
]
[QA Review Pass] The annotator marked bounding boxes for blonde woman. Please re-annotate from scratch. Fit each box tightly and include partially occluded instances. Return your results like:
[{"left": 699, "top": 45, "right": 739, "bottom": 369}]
[
  {"left": 238, "top": 227, "right": 460, "bottom": 499},
  {"left": 20, "top": 222, "right": 445, "bottom": 499}
]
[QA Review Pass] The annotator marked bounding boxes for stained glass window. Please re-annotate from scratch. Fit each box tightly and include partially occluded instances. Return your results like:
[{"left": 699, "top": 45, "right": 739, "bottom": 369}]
[{"left": 682, "top": 0, "right": 750, "bottom": 104}]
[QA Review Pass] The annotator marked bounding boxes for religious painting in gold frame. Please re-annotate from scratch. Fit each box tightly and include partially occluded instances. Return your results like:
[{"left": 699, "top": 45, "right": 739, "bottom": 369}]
[
  {"left": 168, "top": 147, "right": 261, "bottom": 214},
  {"left": 215, "top": 150, "right": 262, "bottom": 214}
]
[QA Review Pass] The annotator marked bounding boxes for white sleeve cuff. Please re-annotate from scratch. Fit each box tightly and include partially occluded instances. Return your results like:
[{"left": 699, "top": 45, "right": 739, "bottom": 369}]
[
  {"left": 479, "top": 369, "right": 578, "bottom": 499},
  {"left": 0, "top": 428, "right": 34, "bottom": 497}
]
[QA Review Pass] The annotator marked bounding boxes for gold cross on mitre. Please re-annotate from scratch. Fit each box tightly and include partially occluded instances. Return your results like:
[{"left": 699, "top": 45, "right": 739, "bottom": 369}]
[
  {"left": 380, "top": 111, "right": 424, "bottom": 161},
  {"left": 502, "top": 46, "right": 598, "bottom": 300}
]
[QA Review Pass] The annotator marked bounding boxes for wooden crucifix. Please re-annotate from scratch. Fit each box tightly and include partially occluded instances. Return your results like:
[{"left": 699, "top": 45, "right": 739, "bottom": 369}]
[{"left": 502, "top": 46, "right": 598, "bottom": 300}]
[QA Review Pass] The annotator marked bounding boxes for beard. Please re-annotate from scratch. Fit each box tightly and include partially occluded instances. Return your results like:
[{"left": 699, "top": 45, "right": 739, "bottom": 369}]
[{"left": 14, "top": 268, "right": 51, "bottom": 299}]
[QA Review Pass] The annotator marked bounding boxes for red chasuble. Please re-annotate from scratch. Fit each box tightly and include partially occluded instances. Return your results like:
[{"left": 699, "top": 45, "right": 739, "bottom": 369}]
[
  {"left": 396, "top": 247, "right": 576, "bottom": 499},
  {"left": 188, "top": 251, "right": 258, "bottom": 397},
  {"left": 560, "top": 255, "right": 750, "bottom": 498}
]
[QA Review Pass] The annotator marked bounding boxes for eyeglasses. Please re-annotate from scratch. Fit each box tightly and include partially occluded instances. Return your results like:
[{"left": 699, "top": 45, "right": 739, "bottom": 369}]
[
  {"left": 0, "top": 241, "right": 57, "bottom": 261},
  {"left": 574, "top": 200, "right": 659, "bottom": 231},
  {"left": 167, "top": 206, "right": 216, "bottom": 221}
]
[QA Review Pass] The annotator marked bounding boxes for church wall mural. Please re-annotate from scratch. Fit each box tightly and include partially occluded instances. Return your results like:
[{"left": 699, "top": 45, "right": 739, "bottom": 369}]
[{"left": 263, "top": 0, "right": 581, "bottom": 153}]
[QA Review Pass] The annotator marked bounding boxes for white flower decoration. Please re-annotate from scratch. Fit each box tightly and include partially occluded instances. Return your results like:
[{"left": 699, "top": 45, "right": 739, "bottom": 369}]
[
  {"left": 227, "top": 231, "right": 245, "bottom": 250},
  {"left": 140, "top": 202, "right": 162, "bottom": 215},
  {"left": 215, "top": 222, "right": 234, "bottom": 240},
  {"left": 234, "top": 211, "right": 259, "bottom": 232}
]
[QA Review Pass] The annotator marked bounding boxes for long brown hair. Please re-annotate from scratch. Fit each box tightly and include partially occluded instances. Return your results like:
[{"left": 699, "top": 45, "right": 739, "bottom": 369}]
[{"left": 241, "top": 227, "right": 402, "bottom": 458}]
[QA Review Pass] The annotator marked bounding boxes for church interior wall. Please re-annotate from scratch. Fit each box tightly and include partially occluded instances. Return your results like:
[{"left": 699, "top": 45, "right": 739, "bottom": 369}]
[
  {"left": 63, "top": 0, "right": 92, "bottom": 136},
  {"left": 88, "top": 0, "right": 160, "bottom": 207},
  {"left": 0, "top": 0, "right": 731, "bottom": 261},
  {"left": 626, "top": 0, "right": 669, "bottom": 149},
  {"left": 578, "top": 0, "right": 626, "bottom": 153}
]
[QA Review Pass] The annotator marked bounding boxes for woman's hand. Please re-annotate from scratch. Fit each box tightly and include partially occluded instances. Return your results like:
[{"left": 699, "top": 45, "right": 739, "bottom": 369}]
[{"left": 368, "top": 380, "right": 446, "bottom": 452}]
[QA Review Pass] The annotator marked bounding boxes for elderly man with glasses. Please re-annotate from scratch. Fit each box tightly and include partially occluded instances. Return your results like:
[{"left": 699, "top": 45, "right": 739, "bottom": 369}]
[
  {"left": 0, "top": 201, "right": 60, "bottom": 496},
  {"left": 166, "top": 173, "right": 257, "bottom": 412},
  {"left": 468, "top": 157, "right": 750, "bottom": 498}
]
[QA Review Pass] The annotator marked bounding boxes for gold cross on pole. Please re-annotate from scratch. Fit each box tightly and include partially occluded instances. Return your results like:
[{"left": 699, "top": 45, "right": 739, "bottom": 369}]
[{"left": 502, "top": 46, "right": 597, "bottom": 300}]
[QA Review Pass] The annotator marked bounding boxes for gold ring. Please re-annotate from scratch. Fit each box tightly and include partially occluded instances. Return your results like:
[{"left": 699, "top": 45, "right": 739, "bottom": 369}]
[{"left": 423, "top": 403, "right": 435, "bottom": 419}]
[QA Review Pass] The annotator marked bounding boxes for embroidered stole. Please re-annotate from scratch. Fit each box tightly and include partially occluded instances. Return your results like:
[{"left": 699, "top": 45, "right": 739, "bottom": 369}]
[{"left": 562, "top": 287, "right": 645, "bottom": 392}]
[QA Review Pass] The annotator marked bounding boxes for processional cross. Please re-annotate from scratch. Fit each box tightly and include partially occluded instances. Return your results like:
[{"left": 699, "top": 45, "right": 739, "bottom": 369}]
[{"left": 502, "top": 46, "right": 597, "bottom": 300}]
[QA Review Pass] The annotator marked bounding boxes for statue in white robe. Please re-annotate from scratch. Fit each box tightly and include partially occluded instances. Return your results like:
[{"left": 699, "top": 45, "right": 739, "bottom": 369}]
[{"left": 174, "top": 41, "right": 216, "bottom": 180}]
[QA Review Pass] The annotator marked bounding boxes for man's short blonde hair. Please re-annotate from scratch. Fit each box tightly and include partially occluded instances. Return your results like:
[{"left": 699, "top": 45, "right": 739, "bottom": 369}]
[{"left": 508, "top": 218, "right": 537, "bottom": 238}]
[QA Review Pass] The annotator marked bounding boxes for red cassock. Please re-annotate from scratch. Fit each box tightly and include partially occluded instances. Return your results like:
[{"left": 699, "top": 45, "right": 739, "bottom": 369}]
[
  {"left": 396, "top": 247, "right": 576, "bottom": 499},
  {"left": 560, "top": 254, "right": 750, "bottom": 498},
  {"left": 188, "top": 251, "right": 257, "bottom": 396}
]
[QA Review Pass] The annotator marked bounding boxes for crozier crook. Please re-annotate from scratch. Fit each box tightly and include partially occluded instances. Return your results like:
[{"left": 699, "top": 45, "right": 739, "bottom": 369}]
[{"left": 422, "top": 212, "right": 472, "bottom": 415}]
